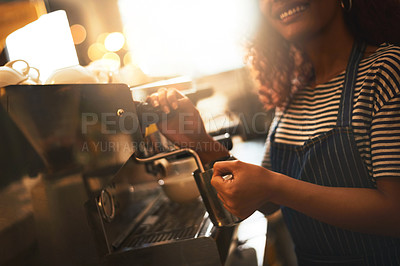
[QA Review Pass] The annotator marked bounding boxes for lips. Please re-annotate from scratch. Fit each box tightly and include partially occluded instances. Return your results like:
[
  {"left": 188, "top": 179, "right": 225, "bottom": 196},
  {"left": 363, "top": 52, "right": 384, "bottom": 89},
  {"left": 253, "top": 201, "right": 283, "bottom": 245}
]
[{"left": 272, "top": 1, "right": 310, "bottom": 22}]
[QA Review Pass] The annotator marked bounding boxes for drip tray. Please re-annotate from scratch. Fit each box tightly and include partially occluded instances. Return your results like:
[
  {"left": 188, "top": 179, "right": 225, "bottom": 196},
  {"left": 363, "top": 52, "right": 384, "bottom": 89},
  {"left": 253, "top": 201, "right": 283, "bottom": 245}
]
[
  {"left": 119, "top": 199, "right": 207, "bottom": 250},
  {"left": 124, "top": 226, "right": 200, "bottom": 248}
]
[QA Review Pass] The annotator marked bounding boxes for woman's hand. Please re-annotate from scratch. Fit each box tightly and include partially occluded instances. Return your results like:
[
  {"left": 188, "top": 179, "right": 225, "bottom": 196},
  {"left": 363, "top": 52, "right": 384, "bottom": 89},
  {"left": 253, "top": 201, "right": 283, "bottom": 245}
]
[
  {"left": 211, "top": 160, "right": 400, "bottom": 237},
  {"left": 146, "top": 88, "right": 229, "bottom": 164},
  {"left": 211, "top": 160, "right": 278, "bottom": 219},
  {"left": 146, "top": 87, "right": 208, "bottom": 148}
]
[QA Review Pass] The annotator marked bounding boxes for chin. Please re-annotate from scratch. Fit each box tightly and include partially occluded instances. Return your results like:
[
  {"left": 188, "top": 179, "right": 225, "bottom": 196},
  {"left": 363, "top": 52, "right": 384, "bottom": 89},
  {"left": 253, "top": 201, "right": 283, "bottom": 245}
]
[{"left": 281, "top": 26, "right": 313, "bottom": 43}]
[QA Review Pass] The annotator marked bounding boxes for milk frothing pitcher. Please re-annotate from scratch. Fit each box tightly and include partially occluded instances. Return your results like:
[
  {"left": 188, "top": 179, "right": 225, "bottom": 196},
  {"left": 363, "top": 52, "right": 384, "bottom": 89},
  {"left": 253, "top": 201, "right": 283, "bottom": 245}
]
[{"left": 193, "top": 168, "right": 241, "bottom": 227}]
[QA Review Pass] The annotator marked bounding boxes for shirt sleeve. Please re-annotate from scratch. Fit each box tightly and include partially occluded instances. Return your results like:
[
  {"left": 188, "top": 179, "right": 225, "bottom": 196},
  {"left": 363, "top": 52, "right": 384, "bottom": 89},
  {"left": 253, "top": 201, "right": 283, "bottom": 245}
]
[
  {"left": 370, "top": 49, "right": 400, "bottom": 179},
  {"left": 370, "top": 93, "right": 400, "bottom": 179}
]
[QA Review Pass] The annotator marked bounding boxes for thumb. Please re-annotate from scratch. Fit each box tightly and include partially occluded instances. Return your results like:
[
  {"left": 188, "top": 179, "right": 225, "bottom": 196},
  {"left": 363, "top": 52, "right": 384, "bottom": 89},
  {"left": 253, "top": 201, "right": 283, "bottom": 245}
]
[
  {"left": 211, "top": 160, "right": 238, "bottom": 191},
  {"left": 213, "top": 160, "right": 238, "bottom": 176}
]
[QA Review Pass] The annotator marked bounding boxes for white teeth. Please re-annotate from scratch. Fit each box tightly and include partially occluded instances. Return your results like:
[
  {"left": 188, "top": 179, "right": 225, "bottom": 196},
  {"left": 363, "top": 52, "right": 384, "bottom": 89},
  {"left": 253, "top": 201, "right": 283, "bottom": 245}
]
[{"left": 279, "top": 5, "right": 306, "bottom": 20}]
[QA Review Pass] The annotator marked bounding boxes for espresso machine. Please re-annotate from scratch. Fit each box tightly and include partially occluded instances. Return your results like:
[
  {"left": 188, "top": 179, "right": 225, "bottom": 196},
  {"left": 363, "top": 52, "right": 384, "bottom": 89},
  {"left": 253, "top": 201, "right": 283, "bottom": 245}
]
[{"left": 0, "top": 83, "right": 238, "bottom": 266}]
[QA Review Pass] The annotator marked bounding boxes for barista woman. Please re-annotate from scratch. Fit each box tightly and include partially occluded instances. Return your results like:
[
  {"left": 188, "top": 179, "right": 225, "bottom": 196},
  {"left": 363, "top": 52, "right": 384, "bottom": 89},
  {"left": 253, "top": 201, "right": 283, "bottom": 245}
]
[{"left": 147, "top": 0, "right": 400, "bottom": 264}]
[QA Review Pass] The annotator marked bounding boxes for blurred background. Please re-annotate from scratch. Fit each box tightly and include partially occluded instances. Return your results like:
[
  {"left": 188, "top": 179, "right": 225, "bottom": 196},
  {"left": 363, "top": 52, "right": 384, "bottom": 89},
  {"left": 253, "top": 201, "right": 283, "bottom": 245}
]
[
  {"left": 1, "top": 0, "right": 260, "bottom": 79},
  {"left": 0, "top": 0, "right": 274, "bottom": 188},
  {"left": 0, "top": 1, "right": 276, "bottom": 265}
]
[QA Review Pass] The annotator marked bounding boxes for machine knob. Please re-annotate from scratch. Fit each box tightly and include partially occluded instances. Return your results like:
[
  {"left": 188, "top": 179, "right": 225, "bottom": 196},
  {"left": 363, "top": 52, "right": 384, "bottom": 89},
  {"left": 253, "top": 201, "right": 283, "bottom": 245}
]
[{"left": 99, "top": 189, "right": 115, "bottom": 222}]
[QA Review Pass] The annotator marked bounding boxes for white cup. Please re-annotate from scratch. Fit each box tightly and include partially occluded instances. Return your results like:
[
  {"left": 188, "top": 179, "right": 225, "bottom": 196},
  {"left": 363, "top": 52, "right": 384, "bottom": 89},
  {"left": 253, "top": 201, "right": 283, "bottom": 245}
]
[
  {"left": 156, "top": 157, "right": 200, "bottom": 204},
  {"left": 0, "top": 66, "right": 28, "bottom": 87},
  {"left": 0, "top": 59, "right": 39, "bottom": 87},
  {"left": 45, "top": 65, "right": 99, "bottom": 84}
]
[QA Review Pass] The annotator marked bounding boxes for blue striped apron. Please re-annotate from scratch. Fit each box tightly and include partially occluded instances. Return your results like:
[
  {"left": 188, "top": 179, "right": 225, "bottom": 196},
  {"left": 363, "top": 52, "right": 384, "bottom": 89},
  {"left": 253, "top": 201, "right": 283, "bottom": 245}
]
[{"left": 269, "top": 42, "right": 400, "bottom": 265}]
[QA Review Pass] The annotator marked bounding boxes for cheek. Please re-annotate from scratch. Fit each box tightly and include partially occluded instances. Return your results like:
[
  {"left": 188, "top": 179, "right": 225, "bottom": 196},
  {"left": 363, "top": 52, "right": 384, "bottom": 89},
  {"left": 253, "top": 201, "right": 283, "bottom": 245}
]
[{"left": 259, "top": 0, "right": 271, "bottom": 18}]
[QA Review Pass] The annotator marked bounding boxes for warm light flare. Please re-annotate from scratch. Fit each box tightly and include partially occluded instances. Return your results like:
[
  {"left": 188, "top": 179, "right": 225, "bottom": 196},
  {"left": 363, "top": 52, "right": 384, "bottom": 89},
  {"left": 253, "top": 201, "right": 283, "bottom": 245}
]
[{"left": 118, "top": 0, "right": 259, "bottom": 77}]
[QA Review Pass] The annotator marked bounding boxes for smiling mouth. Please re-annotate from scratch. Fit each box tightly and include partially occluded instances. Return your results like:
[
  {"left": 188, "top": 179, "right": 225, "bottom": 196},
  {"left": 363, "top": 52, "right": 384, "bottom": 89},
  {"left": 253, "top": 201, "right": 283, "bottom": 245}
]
[{"left": 279, "top": 4, "right": 308, "bottom": 21}]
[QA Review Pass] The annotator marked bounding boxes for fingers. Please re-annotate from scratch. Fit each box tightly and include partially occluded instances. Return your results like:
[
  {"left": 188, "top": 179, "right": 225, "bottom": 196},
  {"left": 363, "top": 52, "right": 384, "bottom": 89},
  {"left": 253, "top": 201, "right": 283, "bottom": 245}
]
[
  {"left": 167, "top": 89, "right": 179, "bottom": 110},
  {"left": 146, "top": 88, "right": 185, "bottom": 114},
  {"left": 213, "top": 160, "right": 239, "bottom": 176},
  {"left": 217, "top": 190, "right": 242, "bottom": 219},
  {"left": 154, "top": 88, "right": 168, "bottom": 114},
  {"left": 217, "top": 192, "right": 227, "bottom": 206},
  {"left": 147, "top": 93, "right": 160, "bottom": 108},
  {"left": 216, "top": 190, "right": 232, "bottom": 213},
  {"left": 210, "top": 160, "right": 238, "bottom": 192}
]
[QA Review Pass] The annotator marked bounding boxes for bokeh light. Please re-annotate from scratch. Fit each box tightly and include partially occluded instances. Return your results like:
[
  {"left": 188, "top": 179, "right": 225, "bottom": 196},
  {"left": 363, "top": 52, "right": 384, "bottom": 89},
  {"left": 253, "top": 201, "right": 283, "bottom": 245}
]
[
  {"left": 104, "top": 32, "right": 125, "bottom": 52},
  {"left": 123, "top": 52, "right": 133, "bottom": 66},
  {"left": 102, "top": 52, "right": 121, "bottom": 70},
  {"left": 88, "top": 42, "right": 107, "bottom": 61},
  {"left": 70, "top": 24, "right": 87, "bottom": 45},
  {"left": 97, "top": 33, "right": 109, "bottom": 45}
]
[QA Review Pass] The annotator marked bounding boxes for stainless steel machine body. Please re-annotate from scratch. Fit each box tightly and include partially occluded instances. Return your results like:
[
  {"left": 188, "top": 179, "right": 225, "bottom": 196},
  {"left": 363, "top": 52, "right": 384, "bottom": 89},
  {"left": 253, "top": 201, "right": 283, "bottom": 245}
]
[{"left": 0, "top": 83, "right": 237, "bottom": 265}]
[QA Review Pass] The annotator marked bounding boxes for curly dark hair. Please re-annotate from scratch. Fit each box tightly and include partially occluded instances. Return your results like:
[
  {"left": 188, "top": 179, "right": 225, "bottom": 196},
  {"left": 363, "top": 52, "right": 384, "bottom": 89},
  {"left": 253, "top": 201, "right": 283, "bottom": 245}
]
[{"left": 247, "top": 0, "right": 400, "bottom": 110}]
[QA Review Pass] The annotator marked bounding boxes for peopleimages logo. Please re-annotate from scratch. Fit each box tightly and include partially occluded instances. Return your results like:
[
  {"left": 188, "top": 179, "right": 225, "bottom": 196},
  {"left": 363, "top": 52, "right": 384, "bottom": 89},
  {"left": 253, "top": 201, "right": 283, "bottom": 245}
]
[
  {"left": 80, "top": 140, "right": 137, "bottom": 153},
  {"left": 81, "top": 112, "right": 140, "bottom": 134},
  {"left": 79, "top": 110, "right": 273, "bottom": 153},
  {"left": 81, "top": 111, "right": 273, "bottom": 136}
]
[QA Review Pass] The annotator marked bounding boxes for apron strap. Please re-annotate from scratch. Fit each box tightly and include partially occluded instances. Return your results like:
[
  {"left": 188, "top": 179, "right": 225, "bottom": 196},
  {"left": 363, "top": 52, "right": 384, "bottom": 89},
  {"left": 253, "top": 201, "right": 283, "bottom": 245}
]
[{"left": 336, "top": 41, "right": 367, "bottom": 127}]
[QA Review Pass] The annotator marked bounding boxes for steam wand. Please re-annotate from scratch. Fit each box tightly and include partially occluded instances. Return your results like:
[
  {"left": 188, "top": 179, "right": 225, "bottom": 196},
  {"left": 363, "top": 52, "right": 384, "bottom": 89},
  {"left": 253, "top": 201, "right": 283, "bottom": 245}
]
[{"left": 134, "top": 148, "right": 205, "bottom": 172}]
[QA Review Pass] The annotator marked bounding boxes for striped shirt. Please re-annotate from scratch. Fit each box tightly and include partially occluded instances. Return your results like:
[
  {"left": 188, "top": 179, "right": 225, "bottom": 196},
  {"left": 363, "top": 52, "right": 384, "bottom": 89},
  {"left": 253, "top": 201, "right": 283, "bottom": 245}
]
[{"left": 263, "top": 43, "right": 400, "bottom": 183}]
